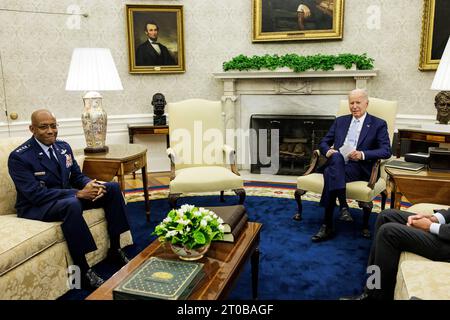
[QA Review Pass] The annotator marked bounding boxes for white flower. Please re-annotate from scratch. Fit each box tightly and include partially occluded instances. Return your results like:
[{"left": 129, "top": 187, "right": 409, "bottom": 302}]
[
  {"left": 181, "top": 204, "right": 195, "bottom": 212},
  {"left": 217, "top": 217, "right": 224, "bottom": 224},
  {"left": 178, "top": 218, "right": 190, "bottom": 226},
  {"left": 163, "top": 217, "right": 172, "bottom": 223},
  {"left": 204, "top": 215, "right": 212, "bottom": 221},
  {"left": 193, "top": 211, "right": 202, "bottom": 217},
  {"left": 186, "top": 226, "right": 191, "bottom": 232},
  {"left": 218, "top": 224, "right": 225, "bottom": 231},
  {"left": 165, "top": 230, "right": 178, "bottom": 238},
  {"left": 200, "top": 219, "right": 207, "bottom": 227}
]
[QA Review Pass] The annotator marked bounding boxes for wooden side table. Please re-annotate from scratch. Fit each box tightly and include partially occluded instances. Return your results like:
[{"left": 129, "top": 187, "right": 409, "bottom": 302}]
[
  {"left": 127, "top": 124, "right": 170, "bottom": 178},
  {"left": 396, "top": 127, "right": 450, "bottom": 157},
  {"left": 79, "top": 144, "right": 150, "bottom": 221},
  {"left": 385, "top": 166, "right": 450, "bottom": 209},
  {"left": 128, "top": 124, "right": 169, "bottom": 147}
]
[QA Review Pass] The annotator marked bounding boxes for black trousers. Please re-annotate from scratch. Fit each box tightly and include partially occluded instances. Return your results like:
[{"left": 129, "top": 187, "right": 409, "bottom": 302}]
[
  {"left": 42, "top": 182, "right": 130, "bottom": 271},
  {"left": 320, "top": 153, "right": 369, "bottom": 226},
  {"left": 366, "top": 209, "right": 450, "bottom": 300}
]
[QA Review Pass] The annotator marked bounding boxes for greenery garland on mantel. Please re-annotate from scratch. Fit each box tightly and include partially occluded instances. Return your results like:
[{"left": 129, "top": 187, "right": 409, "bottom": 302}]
[{"left": 222, "top": 53, "right": 375, "bottom": 72}]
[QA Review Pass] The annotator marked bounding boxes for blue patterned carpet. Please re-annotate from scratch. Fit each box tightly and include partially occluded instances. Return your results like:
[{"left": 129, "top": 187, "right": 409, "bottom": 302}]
[{"left": 60, "top": 194, "right": 376, "bottom": 300}]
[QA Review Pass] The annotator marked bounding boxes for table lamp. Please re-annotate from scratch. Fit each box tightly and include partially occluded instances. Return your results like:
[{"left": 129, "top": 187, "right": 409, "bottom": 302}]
[
  {"left": 431, "top": 36, "right": 450, "bottom": 125},
  {"left": 65, "top": 48, "right": 123, "bottom": 153}
]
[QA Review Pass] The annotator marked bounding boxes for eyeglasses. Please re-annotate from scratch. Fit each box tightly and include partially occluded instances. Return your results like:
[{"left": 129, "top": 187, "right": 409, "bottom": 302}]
[{"left": 36, "top": 123, "right": 59, "bottom": 130}]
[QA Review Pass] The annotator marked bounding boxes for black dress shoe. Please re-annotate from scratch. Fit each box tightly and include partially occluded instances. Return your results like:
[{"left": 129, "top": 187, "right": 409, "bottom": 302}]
[
  {"left": 340, "top": 292, "right": 371, "bottom": 300},
  {"left": 108, "top": 248, "right": 131, "bottom": 266},
  {"left": 362, "top": 228, "right": 371, "bottom": 238},
  {"left": 311, "top": 224, "right": 334, "bottom": 242},
  {"left": 83, "top": 269, "right": 105, "bottom": 290},
  {"left": 339, "top": 208, "right": 353, "bottom": 222}
]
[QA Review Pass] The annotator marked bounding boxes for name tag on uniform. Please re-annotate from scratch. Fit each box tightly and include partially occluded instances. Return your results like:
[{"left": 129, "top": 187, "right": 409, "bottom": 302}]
[{"left": 34, "top": 171, "right": 46, "bottom": 176}]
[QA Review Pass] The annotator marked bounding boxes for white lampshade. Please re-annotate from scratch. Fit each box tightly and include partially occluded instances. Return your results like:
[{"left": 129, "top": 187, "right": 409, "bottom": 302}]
[
  {"left": 65, "top": 48, "right": 123, "bottom": 91},
  {"left": 431, "top": 37, "right": 450, "bottom": 91}
]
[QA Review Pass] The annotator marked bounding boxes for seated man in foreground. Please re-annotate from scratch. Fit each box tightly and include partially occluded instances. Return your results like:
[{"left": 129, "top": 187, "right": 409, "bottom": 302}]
[
  {"left": 312, "top": 89, "right": 391, "bottom": 242},
  {"left": 8, "top": 109, "right": 132, "bottom": 289},
  {"left": 341, "top": 207, "right": 450, "bottom": 300}
]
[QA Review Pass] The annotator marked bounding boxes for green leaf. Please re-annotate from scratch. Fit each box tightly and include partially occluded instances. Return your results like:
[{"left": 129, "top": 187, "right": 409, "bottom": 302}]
[
  {"left": 223, "top": 53, "right": 374, "bottom": 72},
  {"left": 193, "top": 230, "right": 206, "bottom": 245}
]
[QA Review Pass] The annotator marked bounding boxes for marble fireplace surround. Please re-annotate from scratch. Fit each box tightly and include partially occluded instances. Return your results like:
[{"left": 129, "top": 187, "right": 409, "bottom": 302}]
[{"left": 213, "top": 69, "right": 378, "bottom": 170}]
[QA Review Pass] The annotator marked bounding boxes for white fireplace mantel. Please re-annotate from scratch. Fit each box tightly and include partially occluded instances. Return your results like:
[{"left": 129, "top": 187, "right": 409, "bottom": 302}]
[
  {"left": 213, "top": 69, "right": 378, "bottom": 131},
  {"left": 213, "top": 69, "right": 378, "bottom": 80}
]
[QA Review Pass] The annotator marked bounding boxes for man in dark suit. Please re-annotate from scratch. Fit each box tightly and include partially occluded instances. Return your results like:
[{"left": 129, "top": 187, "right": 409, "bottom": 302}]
[
  {"left": 135, "top": 21, "right": 176, "bottom": 66},
  {"left": 8, "top": 109, "right": 132, "bottom": 289},
  {"left": 312, "top": 89, "right": 391, "bottom": 242},
  {"left": 341, "top": 207, "right": 450, "bottom": 300}
]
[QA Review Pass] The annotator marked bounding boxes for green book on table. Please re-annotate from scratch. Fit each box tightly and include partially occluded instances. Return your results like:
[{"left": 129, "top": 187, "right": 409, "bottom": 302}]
[{"left": 113, "top": 257, "right": 204, "bottom": 300}]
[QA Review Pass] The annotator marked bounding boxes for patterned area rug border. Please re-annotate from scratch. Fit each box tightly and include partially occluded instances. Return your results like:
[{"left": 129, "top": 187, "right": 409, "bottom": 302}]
[{"left": 124, "top": 181, "right": 409, "bottom": 212}]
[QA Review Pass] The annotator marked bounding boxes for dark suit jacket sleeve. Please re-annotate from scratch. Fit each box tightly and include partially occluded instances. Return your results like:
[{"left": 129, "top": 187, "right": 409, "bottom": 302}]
[
  {"left": 318, "top": 119, "right": 338, "bottom": 156},
  {"left": 8, "top": 153, "right": 78, "bottom": 207},
  {"left": 361, "top": 120, "right": 392, "bottom": 160},
  {"left": 66, "top": 145, "right": 91, "bottom": 189},
  {"left": 436, "top": 209, "right": 450, "bottom": 242}
]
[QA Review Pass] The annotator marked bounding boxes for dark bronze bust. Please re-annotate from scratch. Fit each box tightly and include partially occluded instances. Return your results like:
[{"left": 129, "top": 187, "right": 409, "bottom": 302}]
[
  {"left": 434, "top": 91, "right": 450, "bottom": 125},
  {"left": 151, "top": 93, "right": 167, "bottom": 125}
]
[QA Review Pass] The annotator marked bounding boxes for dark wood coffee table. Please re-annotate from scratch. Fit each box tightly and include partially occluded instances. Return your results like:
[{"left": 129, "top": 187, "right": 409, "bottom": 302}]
[{"left": 86, "top": 222, "right": 262, "bottom": 300}]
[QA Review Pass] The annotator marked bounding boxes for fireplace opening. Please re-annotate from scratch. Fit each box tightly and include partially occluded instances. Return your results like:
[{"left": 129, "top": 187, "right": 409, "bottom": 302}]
[{"left": 250, "top": 114, "right": 335, "bottom": 175}]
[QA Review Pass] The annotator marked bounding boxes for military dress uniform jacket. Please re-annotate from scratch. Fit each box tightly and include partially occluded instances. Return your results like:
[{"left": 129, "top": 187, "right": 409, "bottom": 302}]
[{"left": 8, "top": 137, "right": 91, "bottom": 220}]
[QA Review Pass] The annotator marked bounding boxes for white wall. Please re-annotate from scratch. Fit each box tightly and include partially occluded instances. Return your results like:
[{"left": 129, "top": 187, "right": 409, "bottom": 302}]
[{"left": 0, "top": 0, "right": 442, "bottom": 168}]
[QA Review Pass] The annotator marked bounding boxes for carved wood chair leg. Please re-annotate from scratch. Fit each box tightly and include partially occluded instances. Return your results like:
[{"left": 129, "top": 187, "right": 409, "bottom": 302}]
[
  {"left": 234, "top": 188, "right": 246, "bottom": 204},
  {"left": 381, "top": 191, "right": 387, "bottom": 210},
  {"left": 168, "top": 193, "right": 181, "bottom": 209},
  {"left": 293, "top": 189, "right": 306, "bottom": 221},
  {"left": 358, "top": 201, "right": 373, "bottom": 238},
  {"left": 220, "top": 191, "right": 225, "bottom": 202}
]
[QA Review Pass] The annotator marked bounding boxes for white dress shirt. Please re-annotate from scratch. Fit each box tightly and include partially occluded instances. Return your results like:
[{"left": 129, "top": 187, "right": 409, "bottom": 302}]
[
  {"left": 149, "top": 40, "right": 161, "bottom": 55},
  {"left": 34, "top": 137, "right": 57, "bottom": 160},
  {"left": 343, "top": 112, "right": 367, "bottom": 160}
]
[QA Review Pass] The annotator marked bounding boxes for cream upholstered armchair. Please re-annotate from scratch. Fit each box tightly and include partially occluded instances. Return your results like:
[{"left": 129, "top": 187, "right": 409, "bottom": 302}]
[
  {"left": 166, "top": 99, "right": 245, "bottom": 208},
  {"left": 293, "top": 97, "right": 398, "bottom": 237}
]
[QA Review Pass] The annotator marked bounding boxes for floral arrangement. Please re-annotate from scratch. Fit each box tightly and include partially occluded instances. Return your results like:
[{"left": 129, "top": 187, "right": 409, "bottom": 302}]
[{"left": 152, "top": 204, "right": 225, "bottom": 249}]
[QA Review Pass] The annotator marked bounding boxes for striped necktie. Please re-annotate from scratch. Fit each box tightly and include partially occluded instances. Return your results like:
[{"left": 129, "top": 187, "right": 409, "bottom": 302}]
[{"left": 346, "top": 119, "right": 360, "bottom": 147}]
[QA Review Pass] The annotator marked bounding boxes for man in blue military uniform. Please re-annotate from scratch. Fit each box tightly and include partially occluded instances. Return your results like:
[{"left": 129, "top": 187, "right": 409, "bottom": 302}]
[{"left": 8, "top": 109, "right": 132, "bottom": 289}]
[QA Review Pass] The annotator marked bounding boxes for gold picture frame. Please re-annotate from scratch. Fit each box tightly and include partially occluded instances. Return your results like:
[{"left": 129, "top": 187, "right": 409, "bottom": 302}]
[
  {"left": 126, "top": 4, "right": 185, "bottom": 74},
  {"left": 419, "top": 0, "right": 450, "bottom": 71},
  {"left": 252, "top": 0, "right": 344, "bottom": 42}
]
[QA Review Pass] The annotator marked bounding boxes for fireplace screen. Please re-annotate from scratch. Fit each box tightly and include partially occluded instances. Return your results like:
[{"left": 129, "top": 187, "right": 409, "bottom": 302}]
[{"left": 250, "top": 114, "right": 335, "bottom": 175}]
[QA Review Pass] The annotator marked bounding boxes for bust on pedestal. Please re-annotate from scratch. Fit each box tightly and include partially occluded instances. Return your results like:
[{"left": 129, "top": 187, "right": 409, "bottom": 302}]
[{"left": 152, "top": 93, "right": 167, "bottom": 126}]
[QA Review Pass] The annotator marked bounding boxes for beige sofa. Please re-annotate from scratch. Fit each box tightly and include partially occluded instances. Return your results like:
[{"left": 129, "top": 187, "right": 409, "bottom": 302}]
[
  {"left": 394, "top": 203, "right": 450, "bottom": 300},
  {"left": 0, "top": 137, "right": 132, "bottom": 300}
]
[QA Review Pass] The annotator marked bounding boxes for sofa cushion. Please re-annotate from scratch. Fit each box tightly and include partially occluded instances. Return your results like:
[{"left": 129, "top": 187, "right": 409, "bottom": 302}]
[
  {"left": 406, "top": 203, "right": 449, "bottom": 216},
  {"left": 0, "top": 208, "right": 105, "bottom": 276},
  {"left": 395, "top": 252, "right": 450, "bottom": 300},
  {"left": 0, "top": 137, "right": 29, "bottom": 216},
  {"left": 170, "top": 166, "right": 243, "bottom": 193},
  {"left": 297, "top": 173, "right": 386, "bottom": 202},
  {"left": 0, "top": 215, "right": 61, "bottom": 276}
]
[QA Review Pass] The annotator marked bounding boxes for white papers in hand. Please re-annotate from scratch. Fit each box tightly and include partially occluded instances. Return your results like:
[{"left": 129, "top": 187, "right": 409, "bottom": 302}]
[{"left": 339, "top": 144, "right": 355, "bottom": 162}]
